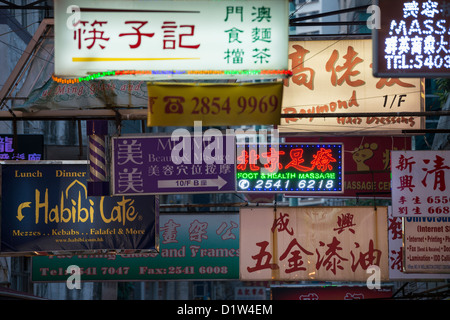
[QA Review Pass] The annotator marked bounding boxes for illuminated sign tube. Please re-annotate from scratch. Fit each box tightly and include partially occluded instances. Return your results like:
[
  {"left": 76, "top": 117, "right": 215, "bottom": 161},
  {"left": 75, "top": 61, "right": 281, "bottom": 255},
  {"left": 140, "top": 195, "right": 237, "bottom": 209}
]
[
  {"left": 236, "top": 143, "right": 343, "bottom": 194},
  {"left": 51, "top": 70, "right": 292, "bottom": 83}
]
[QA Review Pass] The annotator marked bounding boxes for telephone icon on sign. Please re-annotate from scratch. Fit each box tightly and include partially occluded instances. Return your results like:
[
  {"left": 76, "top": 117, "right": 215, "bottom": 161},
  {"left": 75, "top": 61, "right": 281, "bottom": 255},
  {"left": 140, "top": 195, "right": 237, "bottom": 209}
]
[{"left": 164, "top": 96, "right": 185, "bottom": 114}]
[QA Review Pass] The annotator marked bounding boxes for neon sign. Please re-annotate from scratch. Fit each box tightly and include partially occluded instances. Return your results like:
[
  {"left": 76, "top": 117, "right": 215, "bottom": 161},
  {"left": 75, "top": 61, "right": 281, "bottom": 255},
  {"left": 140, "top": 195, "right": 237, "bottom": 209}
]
[
  {"left": 373, "top": 0, "right": 450, "bottom": 77},
  {"left": 236, "top": 143, "right": 343, "bottom": 193}
]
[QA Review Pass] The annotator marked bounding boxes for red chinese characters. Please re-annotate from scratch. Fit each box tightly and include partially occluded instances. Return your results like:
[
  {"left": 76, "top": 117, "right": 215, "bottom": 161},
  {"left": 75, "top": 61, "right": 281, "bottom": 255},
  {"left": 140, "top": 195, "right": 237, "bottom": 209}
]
[
  {"left": 246, "top": 210, "right": 384, "bottom": 278},
  {"left": 392, "top": 151, "right": 450, "bottom": 217},
  {"left": 73, "top": 20, "right": 199, "bottom": 50}
]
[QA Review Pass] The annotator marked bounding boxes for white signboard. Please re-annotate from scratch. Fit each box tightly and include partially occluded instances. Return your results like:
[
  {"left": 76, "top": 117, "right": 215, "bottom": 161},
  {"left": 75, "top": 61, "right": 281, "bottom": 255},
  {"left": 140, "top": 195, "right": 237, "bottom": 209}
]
[
  {"left": 388, "top": 208, "right": 449, "bottom": 279},
  {"left": 403, "top": 217, "right": 450, "bottom": 274},
  {"left": 391, "top": 151, "right": 450, "bottom": 217},
  {"left": 54, "top": 0, "right": 289, "bottom": 80},
  {"left": 279, "top": 39, "right": 424, "bottom": 134}
]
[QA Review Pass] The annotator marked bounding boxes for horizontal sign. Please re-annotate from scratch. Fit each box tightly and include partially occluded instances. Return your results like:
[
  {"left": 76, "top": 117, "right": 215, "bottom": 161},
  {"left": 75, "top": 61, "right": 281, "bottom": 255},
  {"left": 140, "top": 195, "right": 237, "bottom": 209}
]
[
  {"left": 111, "top": 135, "right": 236, "bottom": 195},
  {"left": 240, "top": 207, "right": 388, "bottom": 282},
  {"left": 285, "top": 136, "right": 411, "bottom": 198},
  {"left": 0, "top": 161, "right": 158, "bottom": 255},
  {"left": 0, "top": 134, "right": 43, "bottom": 161},
  {"left": 236, "top": 143, "right": 343, "bottom": 193},
  {"left": 32, "top": 213, "right": 239, "bottom": 281},
  {"left": 54, "top": 0, "right": 289, "bottom": 80},
  {"left": 373, "top": 0, "right": 450, "bottom": 77},
  {"left": 391, "top": 150, "right": 450, "bottom": 217},
  {"left": 147, "top": 82, "right": 283, "bottom": 126},
  {"left": 280, "top": 39, "right": 424, "bottom": 134},
  {"left": 403, "top": 217, "right": 450, "bottom": 274}
]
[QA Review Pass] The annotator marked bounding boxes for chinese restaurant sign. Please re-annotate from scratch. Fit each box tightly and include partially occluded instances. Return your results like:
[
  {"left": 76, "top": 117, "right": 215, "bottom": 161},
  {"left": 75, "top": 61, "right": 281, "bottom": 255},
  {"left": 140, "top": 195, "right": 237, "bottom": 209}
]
[
  {"left": 147, "top": 82, "right": 283, "bottom": 127},
  {"left": 280, "top": 39, "right": 424, "bottom": 134},
  {"left": 285, "top": 136, "right": 411, "bottom": 198},
  {"left": 0, "top": 161, "right": 158, "bottom": 255},
  {"left": 54, "top": 0, "right": 289, "bottom": 80},
  {"left": 373, "top": 0, "right": 450, "bottom": 77},
  {"left": 388, "top": 208, "right": 450, "bottom": 278},
  {"left": 32, "top": 213, "right": 239, "bottom": 281},
  {"left": 391, "top": 150, "right": 450, "bottom": 217},
  {"left": 0, "top": 134, "right": 44, "bottom": 161},
  {"left": 111, "top": 135, "right": 236, "bottom": 195},
  {"left": 235, "top": 143, "right": 343, "bottom": 193},
  {"left": 239, "top": 207, "right": 389, "bottom": 282}
]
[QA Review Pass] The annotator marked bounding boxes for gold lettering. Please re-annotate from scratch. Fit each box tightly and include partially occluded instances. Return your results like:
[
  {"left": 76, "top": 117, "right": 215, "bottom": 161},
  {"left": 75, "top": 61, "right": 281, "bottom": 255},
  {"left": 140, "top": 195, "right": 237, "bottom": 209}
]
[
  {"left": 35, "top": 189, "right": 48, "bottom": 224},
  {"left": 100, "top": 197, "right": 138, "bottom": 225}
]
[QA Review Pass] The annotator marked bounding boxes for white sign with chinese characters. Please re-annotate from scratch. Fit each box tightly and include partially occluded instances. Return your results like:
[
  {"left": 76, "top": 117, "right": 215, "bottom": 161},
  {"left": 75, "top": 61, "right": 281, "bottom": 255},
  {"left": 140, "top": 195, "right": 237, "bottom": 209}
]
[
  {"left": 279, "top": 39, "right": 424, "bottom": 134},
  {"left": 391, "top": 150, "right": 450, "bottom": 217},
  {"left": 54, "top": 0, "right": 289, "bottom": 80}
]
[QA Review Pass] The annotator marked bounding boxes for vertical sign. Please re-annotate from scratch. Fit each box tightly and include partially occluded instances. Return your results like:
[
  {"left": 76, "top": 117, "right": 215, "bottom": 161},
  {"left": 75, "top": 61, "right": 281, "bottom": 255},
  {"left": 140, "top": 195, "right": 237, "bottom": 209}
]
[
  {"left": 111, "top": 135, "right": 236, "bottom": 195},
  {"left": 240, "top": 207, "right": 388, "bottom": 282},
  {"left": 391, "top": 150, "right": 450, "bottom": 217}
]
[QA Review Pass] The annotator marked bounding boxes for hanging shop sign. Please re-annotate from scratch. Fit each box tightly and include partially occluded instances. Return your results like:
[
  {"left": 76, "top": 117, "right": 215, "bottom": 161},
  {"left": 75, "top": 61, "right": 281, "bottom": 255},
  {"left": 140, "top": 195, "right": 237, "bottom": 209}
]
[
  {"left": 0, "top": 134, "right": 44, "bottom": 161},
  {"left": 32, "top": 213, "right": 239, "bottom": 281},
  {"left": 403, "top": 217, "right": 450, "bottom": 274},
  {"left": 239, "top": 207, "right": 389, "bottom": 282},
  {"left": 147, "top": 82, "right": 283, "bottom": 127},
  {"left": 235, "top": 143, "right": 343, "bottom": 193},
  {"left": 373, "top": 0, "right": 450, "bottom": 77},
  {"left": 388, "top": 208, "right": 449, "bottom": 279},
  {"left": 0, "top": 161, "right": 158, "bottom": 255},
  {"left": 284, "top": 136, "right": 411, "bottom": 198},
  {"left": 391, "top": 150, "right": 450, "bottom": 217},
  {"left": 111, "top": 135, "right": 236, "bottom": 195},
  {"left": 54, "top": 0, "right": 289, "bottom": 81},
  {"left": 280, "top": 39, "right": 424, "bottom": 134}
]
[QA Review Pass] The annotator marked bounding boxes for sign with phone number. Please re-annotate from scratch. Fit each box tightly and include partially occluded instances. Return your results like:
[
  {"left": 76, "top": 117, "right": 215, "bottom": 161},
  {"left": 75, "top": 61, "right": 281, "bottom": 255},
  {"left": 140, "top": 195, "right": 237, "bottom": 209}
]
[
  {"left": 32, "top": 213, "right": 239, "bottom": 281},
  {"left": 147, "top": 82, "right": 283, "bottom": 126}
]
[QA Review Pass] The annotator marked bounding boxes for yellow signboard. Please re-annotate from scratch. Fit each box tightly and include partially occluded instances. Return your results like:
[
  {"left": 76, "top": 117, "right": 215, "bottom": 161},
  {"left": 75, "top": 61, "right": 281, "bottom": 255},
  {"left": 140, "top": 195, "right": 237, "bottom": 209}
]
[{"left": 147, "top": 82, "right": 283, "bottom": 126}]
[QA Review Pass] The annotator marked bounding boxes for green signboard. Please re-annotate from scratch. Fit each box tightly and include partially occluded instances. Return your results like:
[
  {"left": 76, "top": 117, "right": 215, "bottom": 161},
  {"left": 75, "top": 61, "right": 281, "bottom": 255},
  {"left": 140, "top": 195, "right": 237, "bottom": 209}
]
[{"left": 32, "top": 213, "right": 239, "bottom": 281}]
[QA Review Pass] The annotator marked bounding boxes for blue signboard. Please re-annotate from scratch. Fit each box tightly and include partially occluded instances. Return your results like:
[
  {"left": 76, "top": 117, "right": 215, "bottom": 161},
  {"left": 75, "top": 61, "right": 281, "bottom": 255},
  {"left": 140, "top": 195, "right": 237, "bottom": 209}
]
[
  {"left": 111, "top": 135, "right": 236, "bottom": 195},
  {"left": 0, "top": 161, "right": 158, "bottom": 255}
]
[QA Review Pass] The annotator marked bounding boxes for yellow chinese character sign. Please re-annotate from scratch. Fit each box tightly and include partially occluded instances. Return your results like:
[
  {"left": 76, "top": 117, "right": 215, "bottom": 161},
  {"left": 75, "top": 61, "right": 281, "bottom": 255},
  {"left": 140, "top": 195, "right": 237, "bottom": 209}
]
[{"left": 147, "top": 82, "right": 283, "bottom": 126}]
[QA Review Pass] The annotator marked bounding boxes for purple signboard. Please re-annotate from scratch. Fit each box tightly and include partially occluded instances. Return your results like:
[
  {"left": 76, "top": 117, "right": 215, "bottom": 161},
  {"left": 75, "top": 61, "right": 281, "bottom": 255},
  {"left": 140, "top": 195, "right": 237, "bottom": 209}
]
[{"left": 111, "top": 135, "right": 236, "bottom": 195}]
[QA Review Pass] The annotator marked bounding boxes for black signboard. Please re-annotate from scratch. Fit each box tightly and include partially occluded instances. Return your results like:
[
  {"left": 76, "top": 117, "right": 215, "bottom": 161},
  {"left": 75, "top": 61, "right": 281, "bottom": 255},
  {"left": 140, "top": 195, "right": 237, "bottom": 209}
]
[
  {"left": 0, "top": 161, "right": 158, "bottom": 255},
  {"left": 236, "top": 143, "right": 343, "bottom": 193},
  {"left": 373, "top": 0, "right": 450, "bottom": 77}
]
